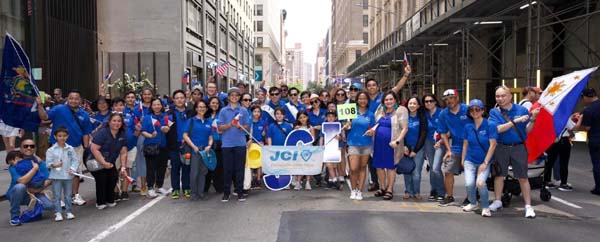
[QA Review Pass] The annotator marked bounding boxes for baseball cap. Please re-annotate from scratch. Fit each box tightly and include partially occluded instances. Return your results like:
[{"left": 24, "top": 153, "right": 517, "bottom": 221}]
[
  {"left": 582, "top": 88, "right": 597, "bottom": 97},
  {"left": 442, "top": 89, "right": 459, "bottom": 99},
  {"left": 351, "top": 83, "right": 362, "bottom": 90},
  {"left": 310, "top": 94, "right": 320, "bottom": 100},
  {"left": 468, "top": 99, "right": 484, "bottom": 109},
  {"left": 227, "top": 87, "right": 241, "bottom": 95}
]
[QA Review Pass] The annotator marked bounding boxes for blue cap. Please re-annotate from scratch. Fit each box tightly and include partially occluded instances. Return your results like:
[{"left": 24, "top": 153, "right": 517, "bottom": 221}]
[
  {"left": 351, "top": 83, "right": 362, "bottom": 90},
  {"left": 468, "top": 99, "right": 484, "bottom": 109}
]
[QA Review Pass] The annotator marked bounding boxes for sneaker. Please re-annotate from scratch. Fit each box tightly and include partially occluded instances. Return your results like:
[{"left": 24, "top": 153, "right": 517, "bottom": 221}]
[
  {"left": 72, "top": 194, "right": 86, "bottom": 206},
  {"left": 558, "top": 184, "right": 573, "bottom": 192},
  {"left": 436, "top": 195, "right": 445, "bottom": 202},
  {"left": 66, "top": 213, "right": 75, "bottom": 220},
  {"left": 147, "top": 189, "right": 158, "bottom": 198},
  {"left": 9, "top": 216, "right": 21, "bottom": 226},
  {"left": 107, "top": 202, "right": 117, "bottom": 207},
  {"left": 171, "top": 190, "right": 180, "bottom": 199},
  {"left": 338, "top": 176, "right": 345, "bottom": 182},
  {"left": 489, "top": 200, "right": 503, "bottom": 212},
  {"left": 546, "top": 183, "right": 557, "bottom": 189},
  {"left": 54, "top": 213, "right": 63, "bottom": 222},
  {"left": 114, "top": 192, "right": 122, "bottom": 202},
  {"left": 439, "top": 196, "right": 455, "bottom": 206},
  {"left": 238, "top": 193, "right": 247, "bottom": 202},
  {"left": 463, "top": 203, "right": 479, "bottom": 212},
  {"left": 350, "top": 190, "right": 357, "bottom": 200},
  {"left": 291, "top": 180, "right": 299, "bottom": 189},
  {"left": 428, "top": 191, "right": 436, "bottom": 201},
  {"left": 184, "top": 190, "right": 191, "bottom": 198},
  {"left": 131, "top": 185, "right": 141, "bottom": 193},
  {"left": 525, "top": 205, "right": 536, "bottom": 218},
  {"left": 121, "top": 192, "right": 129, "bottom": 201},
  {"left": 157, "top": 187, "right": 170, "bottom": 195},
  {"left": 305, "top": 182, "right": 312, "bottom": 190},
  {"left": 221, "top": 194, "right": 230, "bottom": 202},
  {"left": 356, "top": 191, "right": 363, "bottom": 201},
  {"left": 481, "top": 208, "right": 491, "bottom": 217},
  {"left": 461, "top": 197, "right": 470, "bottom": 206},
  {"left": 294, "top": 182, "right": 302, "bottom": 190},
  {"left": 140, "top": 187, "right": 148, "bottom": 196},
  {"left": 96, "top": 204, "right": 107, "bottom": 210}
]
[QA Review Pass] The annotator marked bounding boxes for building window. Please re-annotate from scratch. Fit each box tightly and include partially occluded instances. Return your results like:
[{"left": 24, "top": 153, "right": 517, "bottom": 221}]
[
  {"left": 255, "top": 4, "right": 263, "bottom": 16},
  {"left": 362, "top": 0, "right": 368, "bottom": 9},
  {"left": 220, "top": 28, "right": 227, "bottom": 49},
  {"left": 355, "top": 50, "right": 362, "bottom": 59},
  {"left": 187, "top": 2, "right": 197, "bottom": 32},
  {"left": 255, "top": 54, "right": 262, "bottom": 66},
  {"left": 255, "top": 21, "right": 263, "bottom": 32},
  {"left": 363, "top": 32, "right": 368, "bottom": 44},
  {"left": 207, "top": 16, "right": 216, "bottom": 43},
  {"left": 256, "top": 37, "right": 263, "bottom": 48},
  {"left": 363, "top": 15, "right": 368, "bottom": 27}
]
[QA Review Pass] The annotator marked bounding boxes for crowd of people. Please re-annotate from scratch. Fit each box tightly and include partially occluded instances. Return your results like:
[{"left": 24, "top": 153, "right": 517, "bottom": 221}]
[{"left": 3, "top": 64, "right": 600, "bottom": 226}]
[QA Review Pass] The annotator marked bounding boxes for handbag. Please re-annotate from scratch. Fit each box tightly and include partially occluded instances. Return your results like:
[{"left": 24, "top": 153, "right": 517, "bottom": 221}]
[
  {"left": 83, "top": 148, "right": 103, "bottom": 172},
  {"left": 20, "top": 196, "right": 44, "bottom": 223},
  {"left": 395, "top": 149, "right": 416, "bottom": 175}
]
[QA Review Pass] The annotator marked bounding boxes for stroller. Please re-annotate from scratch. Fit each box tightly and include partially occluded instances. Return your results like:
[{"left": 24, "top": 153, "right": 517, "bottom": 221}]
[{"left": 486, "top": 155, "right": 551, "bottom": 207}]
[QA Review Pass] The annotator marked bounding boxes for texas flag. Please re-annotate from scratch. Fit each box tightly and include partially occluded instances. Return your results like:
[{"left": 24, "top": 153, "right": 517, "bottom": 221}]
[{"left": 525, "top": 67, "right": 598, "bottom": 162}]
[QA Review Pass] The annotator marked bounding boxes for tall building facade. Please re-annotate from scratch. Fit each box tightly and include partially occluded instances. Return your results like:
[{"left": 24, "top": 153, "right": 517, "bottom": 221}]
[
  {"left": 331, "top": 0, "right": 368, "bottom": 78},
  {"left": 315, "top": 37, "right": 327, "bottom": 86},
  {"left": 284, "top": 43, "right": 304, "bottom": 85},
  {"left": 254, "top": 0, "right": 284, "bottom": 86},
  {"left": 303, "top": 62, "right": 312, "bottom": 85},
  {"left": 98, "top": 0, "right": 255, "bottom": 95}
]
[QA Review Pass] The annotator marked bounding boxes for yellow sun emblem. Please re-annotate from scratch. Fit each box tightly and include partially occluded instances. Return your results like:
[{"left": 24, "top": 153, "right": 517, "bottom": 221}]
[{"left": 544, "top": 80, "right": 565, "bottom": 97}]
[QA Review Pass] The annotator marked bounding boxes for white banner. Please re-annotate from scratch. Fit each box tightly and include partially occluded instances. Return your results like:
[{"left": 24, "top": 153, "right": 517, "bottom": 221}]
[{"left": 261, "top": 145, "right": 324, "bottom": 175}]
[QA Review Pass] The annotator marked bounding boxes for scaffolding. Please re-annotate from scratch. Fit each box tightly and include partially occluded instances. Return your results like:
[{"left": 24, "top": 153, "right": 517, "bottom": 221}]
[{"left": 347, "top": 0, "right": 600, "bottom": 102}]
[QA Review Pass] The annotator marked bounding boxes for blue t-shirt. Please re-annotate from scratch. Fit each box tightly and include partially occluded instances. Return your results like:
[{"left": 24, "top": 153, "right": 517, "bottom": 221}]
[
  {"left": 132, "top": 103, "right": 150, "bottom": 118},
  {"left": 123, "top": 110, "right": 138, "bottom": 150},
  {"left": 217, "top": 104, "right": 250, "bottom": 148},
  {"left": 284, "top": 102, "right": 307, "bottom": 124},
  {"left": 141, "top": 113, "right": 169, "bottom": 147},
  {"left": 92, "top": 127, "right": 127, "bottom": 163},
  {"left": 346, "top": 110, "right": 376, "bottom": 147},
  {"left": 463, "top": 120, "right": 498, "bottom": 164},
  {"left": 251, "top": 118, "right": 268, "bottom": 143},
  {"left": 582, "top": 100, "right": 600, "bottom": 144},
  {"left": 184, "top": 116, "right": 213, "bottom": 147},
  {"left": 91, "top": 111, "right": 111, "bottom": 130},
  {"left": 203, "top": 93, "right": 227, "bottom": 107},
  {"left": 267, "top": 122, "right": 293, "bottom": 145},
  {"left": 308, "top": 108, "right": 326, "bottom": 129},
  {"left": 368, "top": 93, "right": 383, "bottom": 114},
  {"left": 488, "top": 104, "right": 529, "bottom": 144},
  {"left": 438, "top": 103, "right": 472, "bottom": 154},
  {"left": 47, "top": 105, "right": 92, "bottom": 147},
  {"left": 14, "top": 159, "right": 46, "bottom": 185},
  {"left": 406, "top": 114, "right": 421, "bottom": 148},
  {"left": 6, "top": 159, "right": 48, "bottom": 199},
  {"left": 426, "top": 108, "right": 442, "bottom": 141}
]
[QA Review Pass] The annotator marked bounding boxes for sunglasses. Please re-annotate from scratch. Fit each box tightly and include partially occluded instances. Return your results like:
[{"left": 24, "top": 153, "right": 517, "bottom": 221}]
[
  {"left": 270, "top": 92, "right": 280, "bottom": 96},
  {"left": 22, "top": 144, "right": 36, "bottom": 149},
  {"left": 242, "top": 99, "right": 252, "bottom": 102},
  {"left": 424, "top": 100, "right": 435, "bottom": 103},
  {"left": 336, "top": 93, "right": 346, "bottom": 97},
  {"left": 289, "top": 93, "right": 298, "bottom": 96},
  {"left": 321, "top": 94, "right": 329, "bottom": 97},
  {"left": 350, "top": 87, "right": 359, "bottom": 91},
  {"left": 311, "top": 100, "right": 320, "bottom": 105},
  {"left": 469, "top": 108, "right": 483, "bottom": 113}
]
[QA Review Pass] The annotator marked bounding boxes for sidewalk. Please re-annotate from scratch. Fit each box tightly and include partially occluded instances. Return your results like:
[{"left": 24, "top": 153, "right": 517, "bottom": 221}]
[{"left": 0, "top": 151, "right": 8, "bottom": 201}]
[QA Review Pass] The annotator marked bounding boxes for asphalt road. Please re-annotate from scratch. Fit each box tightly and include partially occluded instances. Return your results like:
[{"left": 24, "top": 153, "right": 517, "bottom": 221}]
[{"left": 1, "top": 143, "right": 599, "bottom": 242}]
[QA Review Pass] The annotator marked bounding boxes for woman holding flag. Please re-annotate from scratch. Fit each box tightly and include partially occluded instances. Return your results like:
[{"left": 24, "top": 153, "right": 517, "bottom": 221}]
[{"left": 140, "top": 98, "right": 171, "bottom": 198}]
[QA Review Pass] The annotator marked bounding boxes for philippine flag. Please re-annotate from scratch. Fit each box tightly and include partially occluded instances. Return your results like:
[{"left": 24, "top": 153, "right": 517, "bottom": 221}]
[
  {"left": 403, "top": 51, "right": 409, "bottom": 66},
  {"left": 182, "top": 71, "right": 190, "bottom": 84},
  {"left": 151, "top": 117, "right": 161, "bottom": 127},
  {"left": 525, "top": 67, "right": 598, "bottom": 162}
]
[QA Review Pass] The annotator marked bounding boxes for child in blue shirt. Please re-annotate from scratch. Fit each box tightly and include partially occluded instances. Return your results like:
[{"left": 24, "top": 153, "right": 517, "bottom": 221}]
[
  {"left": 266, "top": 108, "right": 293, "bottom": 146},
  {"left": 14, "top": 154, "right": 46, "bottom": 190}
]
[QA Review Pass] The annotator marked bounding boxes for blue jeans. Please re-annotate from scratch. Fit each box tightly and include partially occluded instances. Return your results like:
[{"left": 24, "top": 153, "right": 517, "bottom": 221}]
[
  {"left": 51, "top": 179, "right": 73, "bottom": 213},
  {"left": 464, "top": 160, "right": 490, "bottom": 208},
  {"left": 222, "top": 146, "right": 246, "bottom": 195},
  {"left": 424, "top": 139, "right": 445, "bottom": 196},
  {"left": 133, "top": 136, "right": 147, "bottom": 179},
  {"left": 9, "top": 184, "right": 53, "bottom": 218},
  {"left": 404, "top": 149, "right": 425, "bottom": 195},
  {"left": 170, "top": 150, "right": 190, "bottom": 191},
  {"left": 590, "top": 143, "right": 600, "bottom": 191}
]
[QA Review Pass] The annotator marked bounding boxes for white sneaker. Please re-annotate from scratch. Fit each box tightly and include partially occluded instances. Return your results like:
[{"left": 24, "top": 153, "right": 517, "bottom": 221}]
[
  {"left": 355, "top": 191, "right": 363, "bottom": 200},
  {"left": 147, "top": 189, "right": 158, "bottom": 198},
  {"left": 72, "top": 194, "right": 86, "bottom": 206},
  {"left": 157, "top": 188, "right": 170, "bottom": 195},
  {"left": 96, "top": 204, "right": 107, "bottom": 210},
  {"left": 54, "top": 213, "right": 63, "bottom": 222},
  {"left": 107, "top": 202, "right": 117, "bottom": 207},
  {"left": 489, "top": 200, "right": 503, "bottom": 212},
  {"left": 463, "top": 203, "right": 479, "bottom": 212},
  {"left": 481, "top": 208, "right": 491, "bottom": 217},
  {"left": 291, "top": 180, "right": 299, "bottom": 188},
  {"left": 294, "top": 181, "right": 302, "bottom": 190},
  {"left": 66, "top": 213, "right": 75, "bottom": 220},
  {"left": 305, "top": 182, "right": 312, "bottom": 190},
  {"left": 350, "top": 190, "right": 357, "bottom": 200},
  {"left": 338, "top": 176, "right": 345, "bottom": 182},
  {"left": 525, "top": 205, "right": 536, "bottom": 219}
]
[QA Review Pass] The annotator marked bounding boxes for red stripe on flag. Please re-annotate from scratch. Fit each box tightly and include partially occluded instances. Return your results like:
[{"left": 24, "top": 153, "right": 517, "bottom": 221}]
[{"left": 525, "top": 108, "right": 556, "bottom": 163}]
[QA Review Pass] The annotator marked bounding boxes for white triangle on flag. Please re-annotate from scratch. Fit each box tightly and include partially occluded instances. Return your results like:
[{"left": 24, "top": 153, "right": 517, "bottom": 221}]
[{"left": 539, "top": 67, "right": 598, "bottom": 115}]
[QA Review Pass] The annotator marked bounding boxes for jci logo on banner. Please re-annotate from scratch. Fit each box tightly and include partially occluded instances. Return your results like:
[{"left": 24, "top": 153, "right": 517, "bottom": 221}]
[{"left": 262, "top": 146, "right": 324, "bottom": 175}]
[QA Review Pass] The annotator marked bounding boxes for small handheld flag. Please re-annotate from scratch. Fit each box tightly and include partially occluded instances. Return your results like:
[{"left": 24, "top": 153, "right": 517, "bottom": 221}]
[
  {"left": 403, "top": 52, "right": 409, "bottom": 66},
  {"left": 104, "top": 70, "right": 114, "bottom": 81}
]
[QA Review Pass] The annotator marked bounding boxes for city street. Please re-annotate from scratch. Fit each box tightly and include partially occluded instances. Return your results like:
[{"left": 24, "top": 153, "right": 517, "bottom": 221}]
[{"left": 1, "top": 143, "right": 599, "bottom": 242}]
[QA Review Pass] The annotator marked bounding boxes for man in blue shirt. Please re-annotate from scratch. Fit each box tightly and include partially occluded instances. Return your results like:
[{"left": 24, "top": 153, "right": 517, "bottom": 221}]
[
  {"left": 167, "top": 90, "right": 192, "bottom": 199},
  {"left": 284, "top": 87, "right": 306, "bottom": 124},
  {"left": 576, "top": 88, "right": 600, "bottom": 196},
  {"left": 488, "top": 85, "right": 536, "bottom": 218},
  {"left": 36, "top": 89, "right": 91, "bottom": 206},
  {"left": 203, "top": 81, "right": 227, "bottom": 106},
  {"left": 217, "top": 87, "right": 250, "bottom": 202},
  {"left": 263, "top": 87, "right": 290, "bottom": 124},
  {"left": 438, "top": 89, "right": 472, "bottom": 205}
]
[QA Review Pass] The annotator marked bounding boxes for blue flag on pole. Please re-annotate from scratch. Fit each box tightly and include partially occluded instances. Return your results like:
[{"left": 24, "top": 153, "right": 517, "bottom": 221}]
[{"left": 0, "top": 33, "right": 41, "bottom": 131}]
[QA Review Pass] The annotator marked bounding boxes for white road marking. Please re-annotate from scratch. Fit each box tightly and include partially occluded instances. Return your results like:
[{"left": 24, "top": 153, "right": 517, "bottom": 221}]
[
  {"left": 551, "top": 195, "right": 582, "bottom": 209},
  {"left": 88, "top": 195, "right": 165, "bottom": 242}
]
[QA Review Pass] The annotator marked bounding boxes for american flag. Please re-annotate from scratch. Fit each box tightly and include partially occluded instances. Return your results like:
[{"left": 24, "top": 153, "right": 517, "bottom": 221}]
[{"left": 215, "top": 61, "right": 230, "bottom": 77}]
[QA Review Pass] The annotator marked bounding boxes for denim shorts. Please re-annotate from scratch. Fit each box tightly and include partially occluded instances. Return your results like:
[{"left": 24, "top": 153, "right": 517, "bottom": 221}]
[{"left": 347, "top": 146, "right": 373, "bottom": 156}]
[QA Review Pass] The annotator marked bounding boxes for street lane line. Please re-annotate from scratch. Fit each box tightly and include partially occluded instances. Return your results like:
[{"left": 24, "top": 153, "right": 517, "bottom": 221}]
[
  {"left": 88, "top": 195, "right": 165, "bottom": 242},
  {"left": 551, "top": 195, "right": 582, "bottom": 209}
]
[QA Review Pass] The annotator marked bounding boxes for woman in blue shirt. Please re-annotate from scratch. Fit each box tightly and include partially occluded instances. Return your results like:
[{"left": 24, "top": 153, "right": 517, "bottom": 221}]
[
  {"left": 345, "top": 91, "right": 375, "bottom": 200},
  {"left": 422, "top": 94, "right": 445, "bottom": 201},
  {"left": 141, "top": 98, "right": 171, "bottom": 198},
  {"left": 461, "top": 99, "right": 497, "bottom": 217},
  {"left": 403, "top": 97, "right": 428, "bottom": 200},
  {"left": 183, "top": 100, "right": 214, "bottom": 200},
  {"left": 91, "top": 96, "right": 112, "bottom": 135},
  {"left": 204, "top": 96, "right": 224, "bottom": 194},
  {"left": 308, "top": 95, "right": 326, "bottom": 145}
]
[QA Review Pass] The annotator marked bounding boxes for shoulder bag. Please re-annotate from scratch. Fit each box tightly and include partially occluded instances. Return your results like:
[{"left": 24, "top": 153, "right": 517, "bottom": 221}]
[{"left": 473, "top": 128, "right": 500, "bottom": 177}]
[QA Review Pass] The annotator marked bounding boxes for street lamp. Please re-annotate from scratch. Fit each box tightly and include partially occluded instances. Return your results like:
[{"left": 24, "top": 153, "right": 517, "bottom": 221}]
[{"left": 354, "top": 3, "right": 396, "bottom": 15}]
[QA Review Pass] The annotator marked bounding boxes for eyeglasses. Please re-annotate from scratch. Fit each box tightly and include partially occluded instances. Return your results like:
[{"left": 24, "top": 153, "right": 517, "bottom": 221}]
[
  {"left": 22, "top": 144, "right": 36, "bottom": 149},
  {"left": 321, "top": 94, "right": 329, "bottom": 97},
  {"left": 424, "top": 100, "right": 435, "bottom": 103},
  {"left": 289, "top": 93, "right": 298, "bottom": 96},
  {"left": 242, "top": 99, "right": 252, "bottom": 102},
  {"left": 336, "top": 93, "right": 346, "bottom": 97},
  {"left": 349, "top": 87, "right": 359, "bottom": 91},
  {"left": 270, "top": 92, "right": 280, "bottom": 96},
  {"left": 469, "top": 108, "right": 483, "bottom": 113}
]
